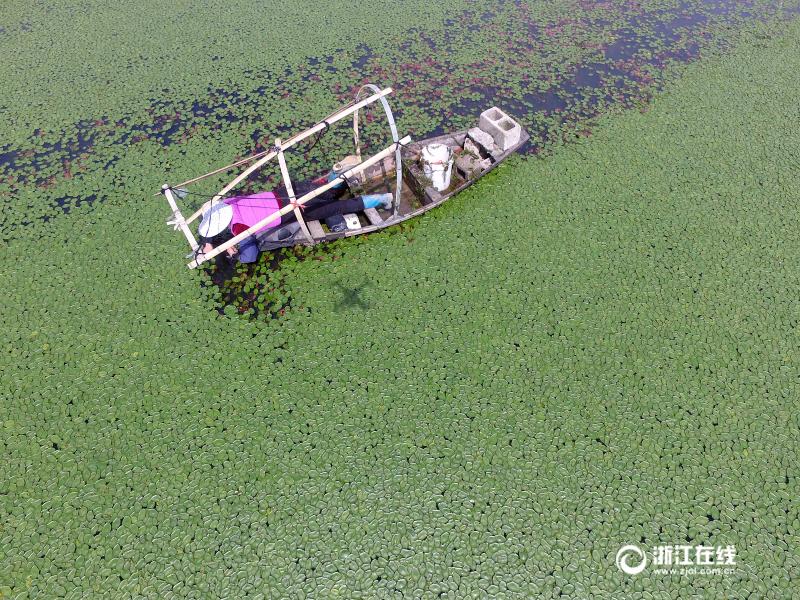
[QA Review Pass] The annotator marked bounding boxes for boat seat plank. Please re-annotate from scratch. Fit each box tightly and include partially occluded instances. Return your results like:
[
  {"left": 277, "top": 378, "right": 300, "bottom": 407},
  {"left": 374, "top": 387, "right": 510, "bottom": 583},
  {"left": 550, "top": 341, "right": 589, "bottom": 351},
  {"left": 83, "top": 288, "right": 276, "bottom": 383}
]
[
  {"left": 363, "top": 208, "right": 384, "bottom": 225},
  {"left": 307, "top": 220, "right": 325, "bottom": 238}
]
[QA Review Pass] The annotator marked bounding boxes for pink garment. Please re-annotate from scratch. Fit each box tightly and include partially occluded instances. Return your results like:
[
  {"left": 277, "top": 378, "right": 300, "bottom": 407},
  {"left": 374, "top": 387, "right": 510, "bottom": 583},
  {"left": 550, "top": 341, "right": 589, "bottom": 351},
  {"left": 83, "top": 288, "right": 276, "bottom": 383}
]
[{"left": 225, "top": 191, "right": 281, "bottom": 235}]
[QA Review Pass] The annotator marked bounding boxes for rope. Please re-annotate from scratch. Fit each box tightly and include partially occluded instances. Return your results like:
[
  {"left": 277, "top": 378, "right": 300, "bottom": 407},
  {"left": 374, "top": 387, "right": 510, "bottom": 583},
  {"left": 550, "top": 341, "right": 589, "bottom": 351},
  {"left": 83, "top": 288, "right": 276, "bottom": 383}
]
[{"left": 303, "top": 120, "right": 330, "bottom": 159}]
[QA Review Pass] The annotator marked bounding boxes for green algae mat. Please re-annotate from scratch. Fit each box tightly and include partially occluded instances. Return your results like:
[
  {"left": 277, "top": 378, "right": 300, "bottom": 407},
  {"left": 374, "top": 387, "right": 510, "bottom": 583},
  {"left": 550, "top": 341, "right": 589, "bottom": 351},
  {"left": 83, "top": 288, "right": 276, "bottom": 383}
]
[{"left": 3, "top": 11, "right": 800, "bottom": 600}]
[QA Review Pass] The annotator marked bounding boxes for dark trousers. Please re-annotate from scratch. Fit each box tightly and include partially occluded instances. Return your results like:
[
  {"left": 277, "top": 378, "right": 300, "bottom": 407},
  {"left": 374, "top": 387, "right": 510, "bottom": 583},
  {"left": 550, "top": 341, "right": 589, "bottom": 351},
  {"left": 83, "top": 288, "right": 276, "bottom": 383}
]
[{"left": 281, "top": 181, "right": 366, "bottom": 223}]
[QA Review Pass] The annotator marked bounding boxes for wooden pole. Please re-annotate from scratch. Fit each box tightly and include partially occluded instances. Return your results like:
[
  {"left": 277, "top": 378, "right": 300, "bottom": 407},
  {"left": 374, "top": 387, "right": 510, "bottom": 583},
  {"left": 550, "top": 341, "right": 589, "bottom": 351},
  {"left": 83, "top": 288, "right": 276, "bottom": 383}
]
[
  {"left": 280, "top": 87, "right": 391, "bottom": 153},
  {"left": 168, "top": 149, "right": 274, "bottom": 190},
  {"left": 276, "top": 137, "right": 314, "bottom": 244},
  {"left": 185, "top": 200, "right": 214, "bottom": 226},
  {"left": 162, "top": 185, "right": 199, "bottom": 250},
  {"left": 188, "top": 135, "right": 410, "bottom": 269},
  {"left": 205, "top": 147, "right": 280, "bottom": 208},
  {"left": 353, "top": 110, "right": 362, "bottom": 162}
]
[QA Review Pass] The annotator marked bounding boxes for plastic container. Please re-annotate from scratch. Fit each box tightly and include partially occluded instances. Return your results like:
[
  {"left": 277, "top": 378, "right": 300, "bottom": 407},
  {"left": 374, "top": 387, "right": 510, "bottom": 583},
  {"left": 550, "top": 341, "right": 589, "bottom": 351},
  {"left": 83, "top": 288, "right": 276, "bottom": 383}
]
[{"left": 421, "top": 144, "right": 454, "bottom": 192}]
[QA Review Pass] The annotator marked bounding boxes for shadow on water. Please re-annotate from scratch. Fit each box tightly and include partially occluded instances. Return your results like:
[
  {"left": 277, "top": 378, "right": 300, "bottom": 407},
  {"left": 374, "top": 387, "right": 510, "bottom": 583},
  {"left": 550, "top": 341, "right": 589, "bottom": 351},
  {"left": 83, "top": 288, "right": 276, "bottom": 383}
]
[{"left": 333, "top": 279, "right": 371, "bottom": 312}]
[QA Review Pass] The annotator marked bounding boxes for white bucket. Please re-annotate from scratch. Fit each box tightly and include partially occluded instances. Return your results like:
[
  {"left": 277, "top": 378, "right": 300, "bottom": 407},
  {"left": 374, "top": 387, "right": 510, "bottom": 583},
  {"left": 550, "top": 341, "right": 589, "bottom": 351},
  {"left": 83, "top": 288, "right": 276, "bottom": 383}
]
[{"left": 422, "top": 143, "right": 454, "bottom": 192}]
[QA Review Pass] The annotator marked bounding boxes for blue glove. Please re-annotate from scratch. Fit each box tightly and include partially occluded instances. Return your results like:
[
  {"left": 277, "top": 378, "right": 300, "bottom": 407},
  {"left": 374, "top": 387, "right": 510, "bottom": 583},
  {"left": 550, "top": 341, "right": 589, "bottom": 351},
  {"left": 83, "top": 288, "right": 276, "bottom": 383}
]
[
  {"left": 327, "top": 170, "right": 344, "bottom": 188},
  {"left": 362, "top": 193, "right": 392, "bottom": 210}
]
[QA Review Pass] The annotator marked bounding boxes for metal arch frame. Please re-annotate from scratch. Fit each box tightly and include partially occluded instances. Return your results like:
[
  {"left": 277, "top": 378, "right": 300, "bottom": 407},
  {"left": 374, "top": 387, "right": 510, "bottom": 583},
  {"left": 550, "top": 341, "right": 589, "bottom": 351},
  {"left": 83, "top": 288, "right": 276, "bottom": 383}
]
[{"left": 353, "top": 84, "right": 403, "bottom": 217}]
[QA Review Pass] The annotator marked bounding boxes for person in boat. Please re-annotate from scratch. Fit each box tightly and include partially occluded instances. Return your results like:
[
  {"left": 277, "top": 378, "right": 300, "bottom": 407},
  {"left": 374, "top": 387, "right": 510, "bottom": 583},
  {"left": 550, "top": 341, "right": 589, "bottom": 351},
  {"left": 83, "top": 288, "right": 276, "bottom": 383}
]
[
  {"left": 197, "top": 170, "right": 391, "bottom": 263},
  {"left": 288, "top": 169, "right": 391, "bottom": 223}
]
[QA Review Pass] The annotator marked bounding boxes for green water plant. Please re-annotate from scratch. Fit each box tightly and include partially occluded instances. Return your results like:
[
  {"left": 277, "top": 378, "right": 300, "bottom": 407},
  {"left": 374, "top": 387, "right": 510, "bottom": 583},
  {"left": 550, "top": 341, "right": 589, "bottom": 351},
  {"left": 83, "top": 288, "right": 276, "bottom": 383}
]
[{"left": 1, "top": 4, "right": 800, "bottom": 598}]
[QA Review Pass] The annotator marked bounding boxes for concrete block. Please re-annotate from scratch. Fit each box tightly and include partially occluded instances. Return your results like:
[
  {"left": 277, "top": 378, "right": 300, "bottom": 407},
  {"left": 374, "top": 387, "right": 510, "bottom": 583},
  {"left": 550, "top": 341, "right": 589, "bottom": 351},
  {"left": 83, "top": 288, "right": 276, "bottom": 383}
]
[
  {"left": 467, "top": 127, "right": 499, "bottom": 157},
  {"left": 479, "top": 107, "right": 521, "bottom": 151},
  {"left": 456, "top": 153, "right": 492, "bottom": 180},
  {"left": 463, "top": 137, "right": 484, "bottom": 159},
  {"left": 455, "top": 154, "right": 481, "bottom": 179}
]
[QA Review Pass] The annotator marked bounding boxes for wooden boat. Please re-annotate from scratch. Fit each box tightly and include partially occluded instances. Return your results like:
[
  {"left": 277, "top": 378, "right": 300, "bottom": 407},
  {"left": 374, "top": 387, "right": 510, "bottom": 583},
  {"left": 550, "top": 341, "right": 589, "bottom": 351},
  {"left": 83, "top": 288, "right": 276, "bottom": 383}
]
[
  {"left": 159, "top": 85, "right": 528, "bottom": 268},
  {"left": 257, "top": 126, "right": 530, "bottom": 251}
]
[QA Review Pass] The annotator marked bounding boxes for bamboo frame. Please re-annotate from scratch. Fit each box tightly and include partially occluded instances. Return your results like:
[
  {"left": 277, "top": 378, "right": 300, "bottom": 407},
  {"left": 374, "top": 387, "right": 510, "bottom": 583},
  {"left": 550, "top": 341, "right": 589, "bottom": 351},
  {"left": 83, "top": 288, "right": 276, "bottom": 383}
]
[
  {"left": 276, "top": 137, "right": 314, "bottom": 244},
  {"left": 160, "top": 85, "right": 403, "bottom": 268},
  {"left": 187, "top": 136, "right": 410, "bottom": 269},
  {"left": 162, "top": 185, "right": 199, "bottom": 250},
  {"left": 161, "top": 87, "right": 393, "bottom": 227},
  {"left": 207, "top": 87, "right": 392, "bottom": 205},
  {"left": 159, "top": 90, "right": 389, "bottom": 195}
]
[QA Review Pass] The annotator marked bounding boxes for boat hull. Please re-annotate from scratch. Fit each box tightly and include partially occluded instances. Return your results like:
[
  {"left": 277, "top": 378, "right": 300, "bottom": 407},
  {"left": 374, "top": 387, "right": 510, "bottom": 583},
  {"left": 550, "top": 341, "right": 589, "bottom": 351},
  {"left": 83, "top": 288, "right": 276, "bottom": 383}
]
[{"left": 256, "top": 124, "right": 529, "bottom": 251}]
